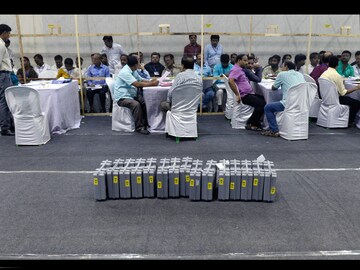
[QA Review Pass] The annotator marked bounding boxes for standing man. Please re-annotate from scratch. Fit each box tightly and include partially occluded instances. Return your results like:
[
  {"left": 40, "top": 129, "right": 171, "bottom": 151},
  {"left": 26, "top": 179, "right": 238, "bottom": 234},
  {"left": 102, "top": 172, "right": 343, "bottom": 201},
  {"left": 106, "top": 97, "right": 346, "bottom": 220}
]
[
  {"left": 204, "top": 35, "right": 223, "bottom": 71},
  {"left": 101, "top": 36, "right": 127, "bottom": 74},
  {"left": 183, "top": 35, "right": 201, "bottom": 60},
  {"left": 0, "top": 24, "right": 15, "bottom": 136}
]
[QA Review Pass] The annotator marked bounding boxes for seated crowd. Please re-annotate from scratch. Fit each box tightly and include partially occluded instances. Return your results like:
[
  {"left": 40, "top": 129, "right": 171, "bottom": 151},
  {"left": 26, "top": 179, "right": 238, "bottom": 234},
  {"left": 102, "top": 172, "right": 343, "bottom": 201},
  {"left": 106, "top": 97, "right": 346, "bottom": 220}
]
[{"left": 7, "top": 33, "right": 360, "bottom": 137}]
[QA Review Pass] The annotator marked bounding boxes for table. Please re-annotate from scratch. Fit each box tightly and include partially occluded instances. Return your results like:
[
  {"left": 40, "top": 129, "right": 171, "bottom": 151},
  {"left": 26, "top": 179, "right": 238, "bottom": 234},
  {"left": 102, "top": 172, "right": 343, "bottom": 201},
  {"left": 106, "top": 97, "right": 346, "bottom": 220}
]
[
  {"left": 24, "top": 80, "right": 82, "bottom": 134},
  {"left": 142, "top": 85, "right": 171, "bottom": 133},
  {"left": 254, "top": 80, "right": 282, "bottom": 129},
  {"left": 255, "top": 79, "right": 282, "bottom": 103}
]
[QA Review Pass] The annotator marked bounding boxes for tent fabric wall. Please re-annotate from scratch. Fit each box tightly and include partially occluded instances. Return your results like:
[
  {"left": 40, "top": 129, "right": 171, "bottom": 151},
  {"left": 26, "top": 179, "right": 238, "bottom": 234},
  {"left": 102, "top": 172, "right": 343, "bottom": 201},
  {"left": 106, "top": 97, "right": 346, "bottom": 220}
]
[{"left": 2, "top": 14, "right": 360, "bottom": 71}]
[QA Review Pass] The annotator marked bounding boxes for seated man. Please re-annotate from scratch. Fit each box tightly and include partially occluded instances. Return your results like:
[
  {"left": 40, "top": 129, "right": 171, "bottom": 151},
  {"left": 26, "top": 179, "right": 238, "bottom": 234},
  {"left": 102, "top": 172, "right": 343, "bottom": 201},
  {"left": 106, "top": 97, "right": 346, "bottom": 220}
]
[
  {"left": 114, "top": 55, "right": 159, "bottom": 135},
  {"left": 56, "top": 58, "right": 80, "bottom": 79},
  {"left": 161, "top": 56, "right": 202, "bottom": 112},
  {"left": 113, "top": 54, "right": 128, "bottom": 78},
  {"left": 129, "top": 52, "right": 151, "bottom": 80},
  {"left": 193, "top": 52, "right": 213, "bottom": 112},
  {"left": 86, "top": 53, "right": 111, "bottom": 113},
  {"left": 320, "top": 55, "right": 360, "bottom": 127},
  {"left": 261, "top": 61, "right": 306, "bottom": 137},
  {"left": 244, "top": 54, "right": 263, "bottom": 82},
  {"left": 162, "top": 53, "right": 181, "bottom": 77},
  {"left": 144, "top": 52, "right": 165, "bottom": 77},
  {"left": 212, "top": 54, "right": 233, "bottom": 112},
  {"left": 229, "top": 54, "right": 265, "bottom": 131},
  {"left": 33, "top": 54, "right": 53, "bottom": 78},
  {"left": 262, "top": 54, "right": 281, "bottom": 78}
]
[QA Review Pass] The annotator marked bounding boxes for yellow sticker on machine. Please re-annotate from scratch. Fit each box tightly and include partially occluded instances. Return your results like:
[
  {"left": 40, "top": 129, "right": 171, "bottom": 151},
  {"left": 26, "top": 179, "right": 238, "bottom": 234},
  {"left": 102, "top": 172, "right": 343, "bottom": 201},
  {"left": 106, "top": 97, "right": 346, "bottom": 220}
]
[
  {"left": 125, "top": 180, "right": 130, "bottom": 187},
  {"left": 270, "top": 187, "right": 276, "bottom": 194},
  {"left": 242, "top": 180, "right": 247, "bottom": 188},
  {"left": 253, "top": 178, "right": 258, "bottom": 186},
  {"left": 137, "top": 176, "right": 142, "bottom": 184},
  {"left": 93, "top": 178, "right": 98, "bottom": 186},
  {"left": 190, "top": 179, "right": 194, "bottom": 187},
  {"left": 219, "top": 178, "right": 224, "bottom": 185},
  {"left": 208, "top": 182, "right": 212, "bottom": 190},
  {"left": 149, "top": 176, "right": 153, "bottom": 183},
  {"left": 186, "top": 175, "right": 190, "bottom": 182},
  {"left": 230, "top": 182, "right": 234, "bottom": 190},
  {"left": 174, "top": 178, "right": 179, "bottom": 185},
  {"left": 113, "top": 176, "right": 118, "bottom": 184},
  {"left": 158, "top": 181, "right": 162, "bottom": 189}
]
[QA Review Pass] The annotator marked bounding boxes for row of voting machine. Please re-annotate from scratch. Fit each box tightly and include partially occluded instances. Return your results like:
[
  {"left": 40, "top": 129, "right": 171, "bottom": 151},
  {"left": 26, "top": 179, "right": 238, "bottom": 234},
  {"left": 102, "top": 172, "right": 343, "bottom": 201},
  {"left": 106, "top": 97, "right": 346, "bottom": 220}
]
[{"left": 93, "top": 155, "right": 277, "bottom": 203}]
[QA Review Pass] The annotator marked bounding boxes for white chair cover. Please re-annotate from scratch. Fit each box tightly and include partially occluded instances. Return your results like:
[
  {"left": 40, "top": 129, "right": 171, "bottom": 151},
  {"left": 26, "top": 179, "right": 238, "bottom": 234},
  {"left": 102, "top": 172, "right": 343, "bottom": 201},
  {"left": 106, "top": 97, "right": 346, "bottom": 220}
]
[
  {"left": 223, "top": 75, "right": 254, "bottom": 129},
  {"left": 303, "top": 73, "right": 322, "bottom": 118},
  {"left": 316, "top": 78, "right": 349, "bottom": 128},
  {"left": 5, "top": 86, "right": 51, "bottom": 145},
  {"left": 165, "top": 82, "right": 202, "bottom": 138},
  {"left": 106, "top": 78, "right": 135, "bottom": 132},
  {"left": 276, "top": 82, "right": 317, "bottom": 140},
  {"left": 222, "top": 75, "right": 234, "bottom": 119}
]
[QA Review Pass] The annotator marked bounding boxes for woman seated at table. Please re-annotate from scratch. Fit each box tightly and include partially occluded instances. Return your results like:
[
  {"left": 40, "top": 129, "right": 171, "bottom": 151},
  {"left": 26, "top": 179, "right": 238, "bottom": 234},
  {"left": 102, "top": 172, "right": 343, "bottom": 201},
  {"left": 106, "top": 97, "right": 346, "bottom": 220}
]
[{"left": 16, "top": 56, "right": 38, "bottom": 84}]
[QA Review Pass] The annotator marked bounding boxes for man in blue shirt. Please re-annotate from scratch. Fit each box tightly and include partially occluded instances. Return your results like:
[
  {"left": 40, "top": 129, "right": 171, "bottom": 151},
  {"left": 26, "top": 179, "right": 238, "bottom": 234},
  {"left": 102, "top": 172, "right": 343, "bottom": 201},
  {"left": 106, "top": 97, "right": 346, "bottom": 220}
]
[
  {"left": 114, "top": 56, "right": 158, "bottom": 135},
  {"left": 261, "top": 61, "right": 306, "bottom": 137},
  {"left": 86, "top": 53, "right": 111, "bottom": 113}
]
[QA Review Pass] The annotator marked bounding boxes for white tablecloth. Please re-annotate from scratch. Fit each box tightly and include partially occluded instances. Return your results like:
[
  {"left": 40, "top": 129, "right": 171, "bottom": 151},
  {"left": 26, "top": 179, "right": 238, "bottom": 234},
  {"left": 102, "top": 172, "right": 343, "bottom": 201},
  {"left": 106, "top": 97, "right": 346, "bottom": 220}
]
[
  {"left": 143, "top": 86, "right": 171, "bottom": 133},
  {"left": 255, "top": 79, "right": 282, "bottom": 103},
  {"left": 255, "top": 80, "right": 282, "bottom": 129},
  {"left": 25, "top": 81, "right": 81, "bottom": 134}
]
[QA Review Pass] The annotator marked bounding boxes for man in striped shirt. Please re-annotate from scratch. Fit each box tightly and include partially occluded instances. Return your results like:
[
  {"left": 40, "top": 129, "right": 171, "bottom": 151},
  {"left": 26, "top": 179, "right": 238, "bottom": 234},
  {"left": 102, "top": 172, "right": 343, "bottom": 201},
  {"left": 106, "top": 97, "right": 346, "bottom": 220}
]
[{"left": 261, "top": 61, "right": 306, "bottom": 137}]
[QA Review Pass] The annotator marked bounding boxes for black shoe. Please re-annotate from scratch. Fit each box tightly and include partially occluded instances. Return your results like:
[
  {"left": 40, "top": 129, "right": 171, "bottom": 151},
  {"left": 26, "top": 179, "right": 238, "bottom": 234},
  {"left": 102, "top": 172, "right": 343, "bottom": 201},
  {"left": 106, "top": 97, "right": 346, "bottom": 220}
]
[{"left": 1, "top": 129, "right": 15, "bottom": 136}]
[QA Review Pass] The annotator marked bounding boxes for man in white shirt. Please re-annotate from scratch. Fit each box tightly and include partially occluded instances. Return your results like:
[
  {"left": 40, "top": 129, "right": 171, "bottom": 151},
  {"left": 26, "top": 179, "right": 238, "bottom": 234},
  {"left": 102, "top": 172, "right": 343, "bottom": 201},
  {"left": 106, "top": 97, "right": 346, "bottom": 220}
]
[
  {"left": 33, "top": 54, "right": 53, "bottom": 78},
  {"left": 101, "top": 36, "right": 127, "bottom": 74},
  {"left": 51, "top": 54, "right": 64, "bottom": 72},
  {"left": 0, "top": 24, "right": 15, "bottom": 136},
  {"left": 352, "top": 51, "right": 360, "bottom": 76}
]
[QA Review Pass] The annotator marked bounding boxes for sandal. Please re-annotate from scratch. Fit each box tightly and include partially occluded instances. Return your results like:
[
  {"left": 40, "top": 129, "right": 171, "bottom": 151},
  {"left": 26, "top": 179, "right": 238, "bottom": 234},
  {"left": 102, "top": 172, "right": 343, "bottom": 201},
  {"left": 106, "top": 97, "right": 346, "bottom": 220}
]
[
  {"left": 261, "top": 130, "right": 280, "bottom": 137},
  {"left": 245, "top": 124, "right": 263, "bottom": 131}
]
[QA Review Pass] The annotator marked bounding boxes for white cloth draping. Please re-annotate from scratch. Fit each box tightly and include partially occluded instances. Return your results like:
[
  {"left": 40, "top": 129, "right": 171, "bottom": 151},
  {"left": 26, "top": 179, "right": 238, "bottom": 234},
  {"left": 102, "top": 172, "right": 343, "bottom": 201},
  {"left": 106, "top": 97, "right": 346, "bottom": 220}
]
[{"left": 24, "top": 80, "right": 81, "bottom": 134}]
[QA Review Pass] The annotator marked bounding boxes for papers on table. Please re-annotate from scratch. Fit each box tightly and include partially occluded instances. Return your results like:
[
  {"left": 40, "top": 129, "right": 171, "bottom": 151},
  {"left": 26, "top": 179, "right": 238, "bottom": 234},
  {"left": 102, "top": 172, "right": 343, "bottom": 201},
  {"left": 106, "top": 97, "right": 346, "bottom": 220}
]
[
  {"left": 158, "top": 71, "right": 171, "bottom": 83},
  {"left": 89, "top": 85, "right": 103, "bottom": 90}
]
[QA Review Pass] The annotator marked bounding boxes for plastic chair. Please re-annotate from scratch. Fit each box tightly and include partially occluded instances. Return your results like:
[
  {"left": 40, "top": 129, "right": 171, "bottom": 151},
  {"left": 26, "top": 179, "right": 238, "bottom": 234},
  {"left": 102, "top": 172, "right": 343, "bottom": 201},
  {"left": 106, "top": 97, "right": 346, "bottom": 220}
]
[
  {"left": 5, "top": 86, "right": 51, "bottom": 145},
  {"left": 106, "top": 77, "right": 135, "bottom": 132},
  {"left": 276, "top": 82, "right": 317, "bottom": 140},
  {"left": 165, "top": 82, "right": 202, "bottom": 142},
  {"left": 223, "top": 75, "right": 254, "bottom": 129},
  {"left": 316, "top": 78, "right": 349, "bottom": 128}
]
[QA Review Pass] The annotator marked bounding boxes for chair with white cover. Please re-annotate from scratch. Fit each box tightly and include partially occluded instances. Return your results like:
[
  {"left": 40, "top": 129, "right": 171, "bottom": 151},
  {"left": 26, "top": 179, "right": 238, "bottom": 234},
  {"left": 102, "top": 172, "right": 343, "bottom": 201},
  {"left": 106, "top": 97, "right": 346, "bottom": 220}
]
[
  {"left": 223, "top": 75, "right": 254, "bottom": 129},
  {"left": 316, "top": 78, "right": 349, "bottom": 128},
  {"left": 106, "top": 77, "right": 135, "bottom": 132},
  {"left": 303, "top": 73, "right": 322, "bottom": 118},
  {"left": 165, "top": 82, "right": 202, "bottom": 142},
  {"left": 276, "top": 82, "right": 317, "bottom": 140},
  {"left": 5, "top": 86, "right": 51, "bottom": 145}
]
